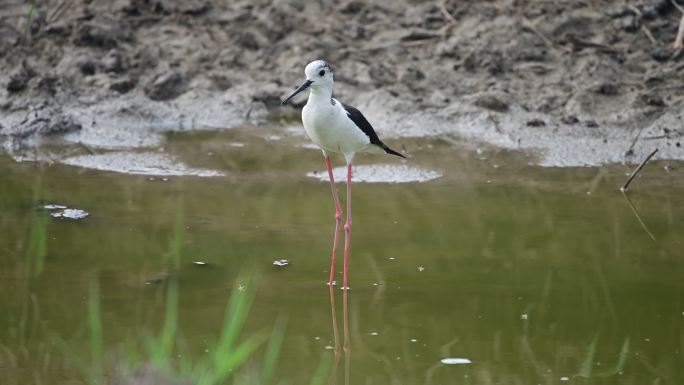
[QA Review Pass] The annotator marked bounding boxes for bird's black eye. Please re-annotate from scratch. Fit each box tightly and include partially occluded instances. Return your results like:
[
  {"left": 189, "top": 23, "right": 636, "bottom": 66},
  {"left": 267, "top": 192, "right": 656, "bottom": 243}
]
[{"left": 319, "top": 70, "right": 325, "bottom": 76}]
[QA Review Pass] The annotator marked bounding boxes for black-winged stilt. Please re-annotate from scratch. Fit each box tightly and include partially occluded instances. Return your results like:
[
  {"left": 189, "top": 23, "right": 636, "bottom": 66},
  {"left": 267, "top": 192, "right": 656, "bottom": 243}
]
[{"left": 281, "top": 60, "right": 405, "bottom": 290}]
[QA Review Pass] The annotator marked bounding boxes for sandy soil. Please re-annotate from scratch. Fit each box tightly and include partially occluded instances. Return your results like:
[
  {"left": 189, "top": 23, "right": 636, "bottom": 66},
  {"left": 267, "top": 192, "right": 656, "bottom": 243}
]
[{"left": 1, "top": 0, "right": 684, "bottom": 167}]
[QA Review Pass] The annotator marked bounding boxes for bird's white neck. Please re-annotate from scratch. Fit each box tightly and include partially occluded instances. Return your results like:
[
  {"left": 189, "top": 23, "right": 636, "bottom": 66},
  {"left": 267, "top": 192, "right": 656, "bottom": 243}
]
[{"left": 308, "top": 86, "right": 333, "bottom": 104}]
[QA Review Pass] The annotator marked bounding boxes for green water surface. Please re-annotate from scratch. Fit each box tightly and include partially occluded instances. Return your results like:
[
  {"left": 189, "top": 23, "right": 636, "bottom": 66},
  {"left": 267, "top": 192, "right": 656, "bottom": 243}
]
[{"left": 1, "top": 126, "right": 683, "bottom": 385}]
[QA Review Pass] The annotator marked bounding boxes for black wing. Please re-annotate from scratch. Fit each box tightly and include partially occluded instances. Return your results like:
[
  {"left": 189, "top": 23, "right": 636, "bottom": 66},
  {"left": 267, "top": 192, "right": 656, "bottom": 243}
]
[{"left": 341, "top": 102, "right": 406, "bottom": 158}]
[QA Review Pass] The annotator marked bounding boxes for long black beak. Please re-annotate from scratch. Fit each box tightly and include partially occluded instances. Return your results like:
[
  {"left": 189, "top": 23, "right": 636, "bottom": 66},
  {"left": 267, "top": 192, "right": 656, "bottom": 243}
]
[{"left": 281, "top": 79, "right": 313, "bottom": 105}]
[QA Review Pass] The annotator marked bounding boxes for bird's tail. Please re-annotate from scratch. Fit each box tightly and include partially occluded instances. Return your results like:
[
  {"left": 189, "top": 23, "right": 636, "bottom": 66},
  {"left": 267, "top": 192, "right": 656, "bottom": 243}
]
[{"left": 382, "top": 144, "right": 406, "bottom": 158}]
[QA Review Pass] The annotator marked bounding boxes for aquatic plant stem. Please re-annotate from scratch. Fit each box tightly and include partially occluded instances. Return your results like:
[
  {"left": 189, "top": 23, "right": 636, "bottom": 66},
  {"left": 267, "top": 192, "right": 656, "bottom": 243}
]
[
  {"left": 325, "top": 156, "right": 342, "bottom": 286},
  {"left": 620, "top": 148, "right": 658, "bottom": 192},
  {"left": 343, "top": 163, "right": 352, "bottom": 290}
]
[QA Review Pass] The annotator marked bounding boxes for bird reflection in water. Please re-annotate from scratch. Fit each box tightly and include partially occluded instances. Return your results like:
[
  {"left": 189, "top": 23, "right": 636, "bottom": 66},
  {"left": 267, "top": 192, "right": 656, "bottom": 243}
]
[{"left": 328, "top": 285, "right": 350, "bottom": 385}]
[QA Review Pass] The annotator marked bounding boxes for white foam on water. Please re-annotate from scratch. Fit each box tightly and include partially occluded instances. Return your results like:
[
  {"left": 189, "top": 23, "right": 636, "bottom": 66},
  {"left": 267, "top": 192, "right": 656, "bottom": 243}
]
[{"left": 62, "top": 152, "right": 224, "bottom": 177}]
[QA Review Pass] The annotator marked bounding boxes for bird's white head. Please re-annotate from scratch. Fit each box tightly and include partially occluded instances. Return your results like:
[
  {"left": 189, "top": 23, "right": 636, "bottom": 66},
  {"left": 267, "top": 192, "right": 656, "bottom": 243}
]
[
  {"left": 281, "top": 60, "right": 334, "bottom": 105},
  {"left": 304, "top": 60, "right": 334, "bottom": 87}
]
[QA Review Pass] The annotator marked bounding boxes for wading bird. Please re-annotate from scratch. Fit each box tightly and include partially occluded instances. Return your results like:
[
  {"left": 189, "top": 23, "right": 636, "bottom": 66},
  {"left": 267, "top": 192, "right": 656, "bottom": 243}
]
[{"left": 281, "top": 60, "right": 405, "bottom": 290}]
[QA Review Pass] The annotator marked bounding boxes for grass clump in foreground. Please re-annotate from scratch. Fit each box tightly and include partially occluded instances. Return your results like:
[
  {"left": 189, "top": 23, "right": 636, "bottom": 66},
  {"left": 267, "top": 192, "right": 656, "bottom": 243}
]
[
  {"left": 77, "top": 275, "right": 283, "bottom": 385},
  {"left": 73, "top": 210, "right": 289, "bottom": 385}
]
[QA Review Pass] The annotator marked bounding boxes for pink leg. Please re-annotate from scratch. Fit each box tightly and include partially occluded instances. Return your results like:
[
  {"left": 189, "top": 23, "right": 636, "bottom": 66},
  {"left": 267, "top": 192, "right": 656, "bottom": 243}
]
[
  {"left": 326, "top": 156, "right": 343, "bottom": 286},
  {"left": 343, "top": 163, "right": 352, "bottom": 290}
]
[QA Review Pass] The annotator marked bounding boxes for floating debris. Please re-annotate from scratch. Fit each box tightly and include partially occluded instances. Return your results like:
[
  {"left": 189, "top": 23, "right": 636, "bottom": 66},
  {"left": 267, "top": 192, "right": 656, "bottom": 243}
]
[
  {"left": 43, "top": 204, "right": 67, "bottom": 210},
  {"left": 273, "top": 259, "right": 289, "bottom": 267},
  {"left": 418, "top": 266, "right": 425, "bottom": 272},
  {"left": 369, "top": 332, "right": 379, "bottom": 336},
  {"left": 560, "top": 376, "right": 570, "bottom": 381},
  {"left": 440, "top": 358, "right": 472, "bottom": 365},
  {"left": 193, "top": 261, "right": 207, "bottom": 266},
  {"left": 51, "top": 208, "right": 89, "bottom": 220}
]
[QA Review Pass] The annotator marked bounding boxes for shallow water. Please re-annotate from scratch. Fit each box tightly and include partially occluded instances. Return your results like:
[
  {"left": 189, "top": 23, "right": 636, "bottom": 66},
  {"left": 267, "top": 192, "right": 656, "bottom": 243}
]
[{"left": 1, "top": 126, "right": 684, "bottom": 385}]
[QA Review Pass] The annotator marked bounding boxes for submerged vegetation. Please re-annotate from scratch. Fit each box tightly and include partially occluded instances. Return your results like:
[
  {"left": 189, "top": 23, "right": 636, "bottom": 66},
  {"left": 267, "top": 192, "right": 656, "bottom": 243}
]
[{"left": 71, "top": 209, "right": 289, "bottom": 385}]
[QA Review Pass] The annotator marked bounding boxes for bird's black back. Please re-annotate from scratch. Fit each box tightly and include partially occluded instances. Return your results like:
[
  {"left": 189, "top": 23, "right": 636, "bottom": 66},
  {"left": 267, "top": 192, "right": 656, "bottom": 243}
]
[{"left": 341, "top": 102, "right": 405, "bottom": 158}]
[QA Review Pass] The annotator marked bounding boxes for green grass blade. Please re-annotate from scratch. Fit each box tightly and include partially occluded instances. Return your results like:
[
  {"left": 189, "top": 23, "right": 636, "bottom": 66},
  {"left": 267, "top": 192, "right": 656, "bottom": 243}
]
[
  {"left": 160, "top": 277, "right": 179, "bottom": 363},
  {"left": 260, "top": 316, "right": 287, "bottom": 385},
  {"left": 88, "top": 278, "right": 103, "bottom": 385},
  {"left": 216, "top": 280, "right": 254, "bottom": 358},
  {"left": 308, "top": 354, "right": 333, "bottom": 385},
  {"left": 596, "top": 337, "right": 630, "bottom": 378},
  {"left": 154, "top": 206, "right": 183, "bottom": 369},
  {"left": 25, "top": 213, "right": 47, "bottom": 277},
  {"left": 578, "top": 335, "right": 598, "bottom": 378},
  {"left": 213, "top": 331, "right": 268, "bottom": 382},
  {"left": 33, "top": 215, "right": 47, "bottom": 275},
  {"left": 171, "top": 207, "right": 183, "bottom": 269},
  {"left": 27, "top": 4, "right": 34, "bottom": 24}
]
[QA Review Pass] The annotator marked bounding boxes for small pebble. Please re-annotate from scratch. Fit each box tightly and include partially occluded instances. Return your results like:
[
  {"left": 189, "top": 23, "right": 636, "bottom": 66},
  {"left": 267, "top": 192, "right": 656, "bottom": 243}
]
[{"left": 650, "top": 47, "right": 670, "bottom": 62}]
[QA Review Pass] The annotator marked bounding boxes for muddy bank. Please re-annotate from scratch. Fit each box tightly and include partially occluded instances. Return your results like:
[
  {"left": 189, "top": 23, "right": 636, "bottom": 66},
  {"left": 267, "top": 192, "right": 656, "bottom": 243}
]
[{"left": 1, "top": 0, "right": 684, "bottom": 167}]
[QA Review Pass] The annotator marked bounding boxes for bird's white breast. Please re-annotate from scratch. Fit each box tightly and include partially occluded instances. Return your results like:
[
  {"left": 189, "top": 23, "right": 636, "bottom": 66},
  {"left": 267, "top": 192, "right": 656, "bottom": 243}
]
[{"left": 302, "top": 98, "right": 370, "bottom": 157}]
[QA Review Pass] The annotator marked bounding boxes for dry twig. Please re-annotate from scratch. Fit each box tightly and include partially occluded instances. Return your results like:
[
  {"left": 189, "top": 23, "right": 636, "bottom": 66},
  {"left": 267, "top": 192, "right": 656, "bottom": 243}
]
[
  {"left": 78, "top": 141, "right": 96, "bottom": 155},
  {"left": 642, "top": 26, "right": 657, "bottom": 45},
  {"left": 625, "top": 126, "right": 646, "bottom": 156},
  {"left": 674, "top": 13, "right": 684, "bottom": 51},
  {"left": 626, "top": 5, "right": 657, "bottom": 45},
  {"left": 620, "top": 148, "right": 658, "bottom": 192},
  {"left": 671, "top": 0, "right": 684, "bottom": 54},
  {"left": 521, "top": 18, "right": 555, "bottom": 47},
  {"left": 439, "top": 0, "right": 457, "bottom": 24},
  {"left": 438, "top": 0, "right": 457, "bottom": 36},
  {"left": 566, "top": 34, "right": 623, "bottom": 54}
]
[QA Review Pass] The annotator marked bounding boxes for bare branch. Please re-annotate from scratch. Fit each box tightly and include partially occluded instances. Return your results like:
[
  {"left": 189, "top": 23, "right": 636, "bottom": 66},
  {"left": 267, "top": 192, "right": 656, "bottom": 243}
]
[
  {"left": 439, "top": 0, "right": 457, "bottom": 24},
  {"left": 674, "top": 13, "right": 684, "bottom": 52},
  {"left": 620, "top": 148, "right": 658, "bottom": 192}
]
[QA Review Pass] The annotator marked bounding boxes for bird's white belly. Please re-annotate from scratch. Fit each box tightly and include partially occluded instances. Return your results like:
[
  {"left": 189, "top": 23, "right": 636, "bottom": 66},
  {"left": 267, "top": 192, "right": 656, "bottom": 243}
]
[{"left": 302, "top": 103, "right": 369, "bottom": 155}]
